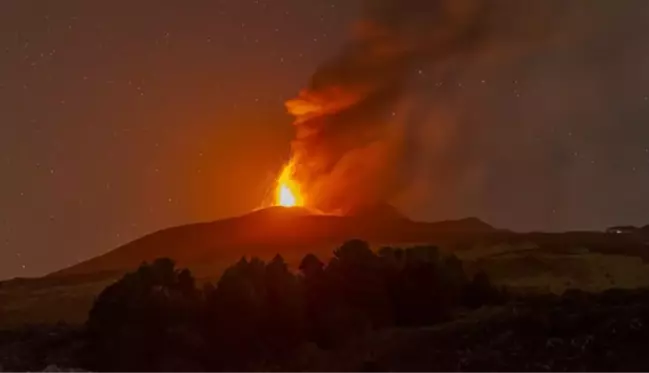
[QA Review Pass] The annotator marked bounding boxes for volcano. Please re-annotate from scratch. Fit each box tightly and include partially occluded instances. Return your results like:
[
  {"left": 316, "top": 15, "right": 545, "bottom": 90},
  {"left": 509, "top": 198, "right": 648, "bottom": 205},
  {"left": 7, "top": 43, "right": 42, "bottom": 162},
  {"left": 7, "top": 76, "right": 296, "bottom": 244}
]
[
  {"left": 8, "top": 206, "right": 649, "bottom": 331},
  {"left": 48, "top": 205, "right": 496, "bottom": 279}
]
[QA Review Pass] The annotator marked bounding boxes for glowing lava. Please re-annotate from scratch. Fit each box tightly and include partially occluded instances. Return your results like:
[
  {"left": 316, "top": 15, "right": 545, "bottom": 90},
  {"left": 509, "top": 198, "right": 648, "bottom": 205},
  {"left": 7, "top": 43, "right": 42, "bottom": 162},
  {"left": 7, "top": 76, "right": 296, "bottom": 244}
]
[{"left": 275, "top": 160, "right": 304, "bottom": 208}]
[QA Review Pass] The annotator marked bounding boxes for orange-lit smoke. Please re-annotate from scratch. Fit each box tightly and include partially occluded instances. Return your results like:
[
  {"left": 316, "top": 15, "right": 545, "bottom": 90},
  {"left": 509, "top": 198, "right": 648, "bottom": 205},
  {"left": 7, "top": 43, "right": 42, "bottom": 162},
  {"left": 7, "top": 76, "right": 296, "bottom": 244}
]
[{"left": 276, "top": 0, "right": 605, "bottom": 214}]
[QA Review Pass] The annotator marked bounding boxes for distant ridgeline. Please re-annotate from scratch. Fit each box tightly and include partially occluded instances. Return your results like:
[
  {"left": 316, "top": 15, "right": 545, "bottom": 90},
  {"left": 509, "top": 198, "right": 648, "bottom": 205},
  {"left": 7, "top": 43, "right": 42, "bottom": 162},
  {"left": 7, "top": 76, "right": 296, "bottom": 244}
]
[
  {"left": 606, "top": 225, "right": 649, "bottom": 235},
  {"left": 47, "top": 205, "right": 498, "bottom": 279}
]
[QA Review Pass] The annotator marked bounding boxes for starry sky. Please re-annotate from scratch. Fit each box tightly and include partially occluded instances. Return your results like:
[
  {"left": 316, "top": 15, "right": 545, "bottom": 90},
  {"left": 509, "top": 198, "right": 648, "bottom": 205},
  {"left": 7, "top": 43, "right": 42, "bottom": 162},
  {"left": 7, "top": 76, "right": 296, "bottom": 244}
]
[{"left": 2, "top": 0, "right": 649, "bottom": 280}]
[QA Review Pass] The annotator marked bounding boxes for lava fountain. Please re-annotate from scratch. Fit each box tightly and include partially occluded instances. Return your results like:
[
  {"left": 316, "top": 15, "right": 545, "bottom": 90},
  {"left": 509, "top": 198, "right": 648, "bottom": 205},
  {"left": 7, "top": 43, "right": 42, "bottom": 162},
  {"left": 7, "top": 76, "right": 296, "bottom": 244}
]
[{"left": 275, "top": 160, "right": 304, "bottom": 208}]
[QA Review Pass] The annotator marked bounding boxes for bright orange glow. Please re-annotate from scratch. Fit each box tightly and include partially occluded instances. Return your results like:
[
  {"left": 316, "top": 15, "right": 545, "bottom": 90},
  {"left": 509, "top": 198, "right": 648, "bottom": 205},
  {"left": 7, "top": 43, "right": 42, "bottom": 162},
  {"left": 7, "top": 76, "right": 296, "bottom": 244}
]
[
  {"left": 275, "top": 160, "right": 304, "bottom": 208},
  {"left": 285, "top": 87, "right": 366, "bottom": 124}
]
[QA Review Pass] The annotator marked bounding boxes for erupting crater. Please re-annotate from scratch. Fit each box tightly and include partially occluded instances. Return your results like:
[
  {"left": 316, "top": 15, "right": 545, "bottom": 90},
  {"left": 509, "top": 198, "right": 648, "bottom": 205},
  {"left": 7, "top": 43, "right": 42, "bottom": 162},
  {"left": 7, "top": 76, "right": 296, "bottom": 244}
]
[{"left": 274, "top": 160, "right": 304, "bottom": 208}]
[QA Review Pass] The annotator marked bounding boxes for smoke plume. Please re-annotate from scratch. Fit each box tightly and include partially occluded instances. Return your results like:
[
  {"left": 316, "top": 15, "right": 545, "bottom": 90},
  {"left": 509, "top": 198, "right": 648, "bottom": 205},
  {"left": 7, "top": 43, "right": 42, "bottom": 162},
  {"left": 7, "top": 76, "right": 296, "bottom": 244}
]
[{"left": 285, "top": 0, "right": 649, "bottom": 226}]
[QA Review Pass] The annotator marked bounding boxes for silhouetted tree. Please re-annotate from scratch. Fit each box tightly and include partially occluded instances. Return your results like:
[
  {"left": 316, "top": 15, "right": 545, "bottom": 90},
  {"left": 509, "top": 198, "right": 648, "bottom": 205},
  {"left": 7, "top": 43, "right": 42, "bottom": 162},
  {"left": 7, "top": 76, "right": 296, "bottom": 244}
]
[
  {"left": 439, "top": 253, "right": 469, "bottom": 307},
  {"left": 299, "top": 253, "right": 324, "bottom": 279},
  {"left": 84, "top": 242, "right": 501, "bottom": 371},
  {"left": 333, "top": 239, "right": 378, "bottom": 269},
  {"left": 405, "top": 245, "right": 440, "bottom": 265},
  {"left": 328, "top": 240, "right": 392, "bottom": 330},
  {"left": 86, "top": 258, "right": 203, "bottom": 371},
  {"left": 299, "top": 253, "right": 340, "bottom": 347},
  {"left": 464, "top": 271, "right": 501, "bottom": 308},
  {"left": 204, "top": 257, "right": 267, "bottom": 369},
  {"left": 261, "top": 255, "right": 306, "bottom": 357}
]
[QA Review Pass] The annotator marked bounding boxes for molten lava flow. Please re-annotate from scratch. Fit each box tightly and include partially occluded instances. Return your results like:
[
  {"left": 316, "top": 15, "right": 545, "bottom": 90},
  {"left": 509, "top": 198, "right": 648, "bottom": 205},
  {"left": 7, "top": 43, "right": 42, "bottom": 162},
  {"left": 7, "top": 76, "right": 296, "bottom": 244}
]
[{"left": 275, "top": 161, "right": 304, "bottom": 208}]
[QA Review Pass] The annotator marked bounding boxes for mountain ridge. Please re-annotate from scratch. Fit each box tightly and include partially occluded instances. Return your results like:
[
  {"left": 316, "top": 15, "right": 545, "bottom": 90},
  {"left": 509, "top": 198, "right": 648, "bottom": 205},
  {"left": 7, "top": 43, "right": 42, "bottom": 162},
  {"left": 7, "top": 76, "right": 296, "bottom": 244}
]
[{"left": 48, "top": 206, "right": 496, "bottom": 278}]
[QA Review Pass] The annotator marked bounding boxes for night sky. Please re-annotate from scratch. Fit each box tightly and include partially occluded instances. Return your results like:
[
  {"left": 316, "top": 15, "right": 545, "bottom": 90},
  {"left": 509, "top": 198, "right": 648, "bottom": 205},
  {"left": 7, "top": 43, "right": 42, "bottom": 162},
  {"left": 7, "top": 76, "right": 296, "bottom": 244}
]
[{"left": 2, "top": 0, "right": 649, "bottom": 280}]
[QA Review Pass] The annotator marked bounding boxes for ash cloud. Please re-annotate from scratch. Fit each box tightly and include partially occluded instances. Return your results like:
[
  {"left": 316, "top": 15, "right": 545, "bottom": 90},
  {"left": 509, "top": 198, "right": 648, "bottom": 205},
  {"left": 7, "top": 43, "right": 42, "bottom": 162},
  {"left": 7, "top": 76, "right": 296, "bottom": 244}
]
[{"left": 287, "top": 0, "right": 649, "bottom": 228}]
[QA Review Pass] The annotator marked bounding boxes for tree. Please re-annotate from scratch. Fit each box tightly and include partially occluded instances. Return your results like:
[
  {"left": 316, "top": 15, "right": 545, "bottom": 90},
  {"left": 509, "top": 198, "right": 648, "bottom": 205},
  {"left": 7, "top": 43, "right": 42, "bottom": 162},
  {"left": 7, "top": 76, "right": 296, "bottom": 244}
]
[
  {"left": 388, "top": 247, "right": 454, "bottom": 326},
  {"left": 333, "top": 239, "right": 377, "bottom": 269},
  {"left": 261, "top": 255, "right": 306, "bottom": 356},
  {"left": 299, "top": 253, "right": 338, "bottom": 347},
  {"left": 439, "top": 254, "right": 469, "bottom": 307},
  {"left": 463, "top": 271, "right": 501, "bottom": 308},
  {"left": 328, "top": 240, "right": 392, "bottom": 330},
  {"left": 85, "top": 258, "right": 203, "bottom": 371},
  {"left": 204, "top": 257, "right": 267, "bottom": 369},
  {"left": 84, "top": 242, "right": 492, "bottom": 371},
  {"left": 205, "top": 255, "right": 307, "bottom": 368},
  {"left": 405, "top": 245, "right": 440, "bottom": 264},
  {"left": 299, "top": 253, "right": 325, "bottom": 279}
]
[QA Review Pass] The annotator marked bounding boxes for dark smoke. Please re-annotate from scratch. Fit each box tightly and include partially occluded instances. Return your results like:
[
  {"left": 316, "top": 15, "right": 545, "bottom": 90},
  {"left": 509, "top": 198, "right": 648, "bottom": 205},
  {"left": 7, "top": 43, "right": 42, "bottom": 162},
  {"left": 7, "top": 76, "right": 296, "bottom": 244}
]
[{"left": 287, "top": 0, "right": 649, "bottom": 227}]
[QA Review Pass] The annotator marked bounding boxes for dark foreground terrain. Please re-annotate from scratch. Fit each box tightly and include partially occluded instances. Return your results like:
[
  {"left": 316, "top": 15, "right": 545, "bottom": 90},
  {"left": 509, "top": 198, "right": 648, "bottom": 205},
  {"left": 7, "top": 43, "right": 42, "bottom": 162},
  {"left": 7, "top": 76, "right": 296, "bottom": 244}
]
[
  {"left": 2, "top": 209, "right": 649, "bottom": 371},
  {"left": 0, "top": 262, "right": 649, "bottom": 373},
  {"left": 3, "top": 208, "right": 649, "bottom": 330},
  {"left": 312, "top": 290, "right": 649, "bottom": 372},
  {"left": 2, "top": 288, "right": 649, "bottom": 371}
]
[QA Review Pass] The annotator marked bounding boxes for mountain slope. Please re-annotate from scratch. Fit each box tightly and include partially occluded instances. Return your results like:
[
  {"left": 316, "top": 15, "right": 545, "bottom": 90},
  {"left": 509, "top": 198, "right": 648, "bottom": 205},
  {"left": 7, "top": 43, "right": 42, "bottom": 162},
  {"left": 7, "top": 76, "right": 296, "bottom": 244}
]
[
  {"left": 5, "top": 207, "right": 649, "bottom": 329},
  {"left": 49, "top": 206, "right": 496, "bottom": 278}
]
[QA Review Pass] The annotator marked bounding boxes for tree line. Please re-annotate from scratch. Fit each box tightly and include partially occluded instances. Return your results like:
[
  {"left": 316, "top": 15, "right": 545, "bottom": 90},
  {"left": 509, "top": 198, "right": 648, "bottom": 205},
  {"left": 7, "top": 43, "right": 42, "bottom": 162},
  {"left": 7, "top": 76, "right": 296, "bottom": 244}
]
[{"left": 85, "top": 239, "right": 504, "bottom": 371}]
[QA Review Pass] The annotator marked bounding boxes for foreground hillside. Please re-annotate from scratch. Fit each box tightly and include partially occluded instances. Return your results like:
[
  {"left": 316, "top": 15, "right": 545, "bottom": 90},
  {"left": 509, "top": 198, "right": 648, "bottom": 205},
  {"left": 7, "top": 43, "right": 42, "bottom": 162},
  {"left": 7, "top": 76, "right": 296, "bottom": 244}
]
[
  {"left": 1, "top": 207, "right": 648, "bottom": 329},
  {"left": 3, "top": 288, "right": 649, "bottom": 371}
]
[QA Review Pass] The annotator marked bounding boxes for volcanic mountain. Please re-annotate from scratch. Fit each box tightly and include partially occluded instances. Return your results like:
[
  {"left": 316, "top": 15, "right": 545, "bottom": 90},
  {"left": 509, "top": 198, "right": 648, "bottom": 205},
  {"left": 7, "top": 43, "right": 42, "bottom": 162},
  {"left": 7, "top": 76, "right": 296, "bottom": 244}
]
[
  {"left": 8, "top": 206, "right": 649, "bottom": 330},
  {"left": 49, "top": 205, "right": 496, "bottom": 279}
]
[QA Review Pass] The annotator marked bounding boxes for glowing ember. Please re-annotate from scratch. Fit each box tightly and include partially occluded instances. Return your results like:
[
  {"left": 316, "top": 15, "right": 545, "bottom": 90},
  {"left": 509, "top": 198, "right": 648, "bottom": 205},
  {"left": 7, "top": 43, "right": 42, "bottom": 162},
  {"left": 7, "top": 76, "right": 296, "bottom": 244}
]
[{"left": 275, "top": 161, "right": 304, "bottom": 208}]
